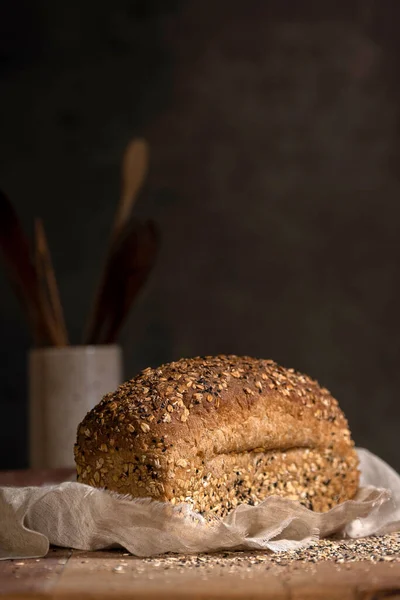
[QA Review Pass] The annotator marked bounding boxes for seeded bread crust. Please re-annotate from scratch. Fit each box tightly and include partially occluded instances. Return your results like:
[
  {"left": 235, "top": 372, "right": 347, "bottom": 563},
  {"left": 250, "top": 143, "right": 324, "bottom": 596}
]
[{"left": 74, "top": 355, "right": 359, "bottom": 515}]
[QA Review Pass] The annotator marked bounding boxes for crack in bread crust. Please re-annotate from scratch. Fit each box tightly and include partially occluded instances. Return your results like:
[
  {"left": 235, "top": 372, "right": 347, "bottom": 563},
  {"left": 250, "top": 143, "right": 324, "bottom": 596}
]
[{"left": 77, "top": 445, "right": 358, "bottom": 516}]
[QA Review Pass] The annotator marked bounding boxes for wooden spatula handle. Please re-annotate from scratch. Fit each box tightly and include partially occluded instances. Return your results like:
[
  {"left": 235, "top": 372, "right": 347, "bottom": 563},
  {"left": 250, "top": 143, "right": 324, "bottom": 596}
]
[
  {"left": 0, "top": 189, "right": 61, "bottom": 346},
  {"left": 34, "top": 219, "right": 68, "bottom": 346}
]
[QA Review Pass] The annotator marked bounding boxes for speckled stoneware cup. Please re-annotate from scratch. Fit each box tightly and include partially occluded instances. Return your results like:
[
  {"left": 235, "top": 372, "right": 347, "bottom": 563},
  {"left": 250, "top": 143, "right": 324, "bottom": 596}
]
[{"left": 29, "top": 345, "right": 123, "bottom": 468}]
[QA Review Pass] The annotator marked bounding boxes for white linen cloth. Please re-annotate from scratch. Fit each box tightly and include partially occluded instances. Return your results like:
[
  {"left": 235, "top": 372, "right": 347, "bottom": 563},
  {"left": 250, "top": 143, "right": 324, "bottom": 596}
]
[{"left": 0, "top": 448, "right": 398, "bottom": 560}]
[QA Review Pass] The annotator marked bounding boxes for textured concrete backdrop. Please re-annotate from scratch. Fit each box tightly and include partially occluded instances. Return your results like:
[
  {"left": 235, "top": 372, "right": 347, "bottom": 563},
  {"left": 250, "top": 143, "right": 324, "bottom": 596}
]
[{"left": 1, "top": 1, "right": 399, "bottom": 470}]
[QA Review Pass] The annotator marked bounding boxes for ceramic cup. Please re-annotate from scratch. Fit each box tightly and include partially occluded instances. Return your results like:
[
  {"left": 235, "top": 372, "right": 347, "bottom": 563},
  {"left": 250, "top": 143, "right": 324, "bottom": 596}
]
[{"left": 29, "top": 345, "right": 123, "bottom": 468}]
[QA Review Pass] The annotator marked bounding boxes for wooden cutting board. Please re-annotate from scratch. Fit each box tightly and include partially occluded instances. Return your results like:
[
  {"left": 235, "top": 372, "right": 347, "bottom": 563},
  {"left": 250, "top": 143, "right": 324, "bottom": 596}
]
[{"left": 1, "top": 470, "right": 399, "bottom": 599}]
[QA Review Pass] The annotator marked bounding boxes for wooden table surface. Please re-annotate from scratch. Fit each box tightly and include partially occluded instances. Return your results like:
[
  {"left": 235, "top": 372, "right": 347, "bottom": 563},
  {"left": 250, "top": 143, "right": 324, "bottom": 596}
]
[{"left": 1, "top": 470, "right": 400, "bottom": 600}]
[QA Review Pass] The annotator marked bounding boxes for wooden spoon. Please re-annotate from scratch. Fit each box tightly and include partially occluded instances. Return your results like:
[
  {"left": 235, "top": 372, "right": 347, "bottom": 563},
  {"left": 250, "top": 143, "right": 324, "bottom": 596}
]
[
  {"left": 113, "top": 138, "right": 149, "bottom": 243},
  {"left": 84, "top": 138, "right": 149, "bottom": 344},
  {"left": 102, "top": 219, "right": 159, "bottom": 344}
]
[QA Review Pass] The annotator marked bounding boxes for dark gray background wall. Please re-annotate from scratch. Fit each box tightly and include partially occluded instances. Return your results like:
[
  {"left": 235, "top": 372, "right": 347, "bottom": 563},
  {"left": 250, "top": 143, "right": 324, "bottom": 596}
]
[{"left": 1, "top": 0, "right": 399, "bottom": 470}]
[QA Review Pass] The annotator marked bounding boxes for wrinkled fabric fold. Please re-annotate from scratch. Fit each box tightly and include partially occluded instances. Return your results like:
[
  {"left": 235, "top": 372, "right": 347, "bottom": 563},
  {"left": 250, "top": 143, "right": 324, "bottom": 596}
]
[{"left": 0, "top": 448, "right": 398, "bottom": 560}]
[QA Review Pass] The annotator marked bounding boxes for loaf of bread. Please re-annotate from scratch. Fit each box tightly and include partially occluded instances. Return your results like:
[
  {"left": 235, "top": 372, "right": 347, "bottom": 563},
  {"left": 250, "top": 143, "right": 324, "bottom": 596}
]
[{"left": 74, "top": 355, "right": 359, "bottom": 515}]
